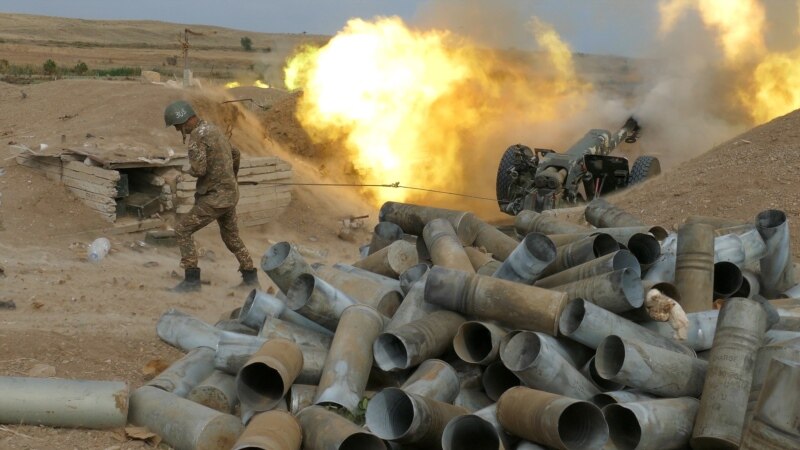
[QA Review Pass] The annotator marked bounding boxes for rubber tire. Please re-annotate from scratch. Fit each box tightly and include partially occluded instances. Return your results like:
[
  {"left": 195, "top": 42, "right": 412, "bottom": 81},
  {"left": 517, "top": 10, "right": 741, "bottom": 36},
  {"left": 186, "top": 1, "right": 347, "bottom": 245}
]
[
  {"left": 629, "top": 155, "right": 661, "bottom": 185},
  {"left": 496, "top": 145, "right": 523, "bottom": 212}
]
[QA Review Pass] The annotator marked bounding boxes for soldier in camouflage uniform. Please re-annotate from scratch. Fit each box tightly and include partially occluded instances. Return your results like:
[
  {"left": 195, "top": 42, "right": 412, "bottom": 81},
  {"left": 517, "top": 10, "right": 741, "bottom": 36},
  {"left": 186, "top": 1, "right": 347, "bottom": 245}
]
[{"left": 164, "top": 100, "right": 259, "bottom": 292}]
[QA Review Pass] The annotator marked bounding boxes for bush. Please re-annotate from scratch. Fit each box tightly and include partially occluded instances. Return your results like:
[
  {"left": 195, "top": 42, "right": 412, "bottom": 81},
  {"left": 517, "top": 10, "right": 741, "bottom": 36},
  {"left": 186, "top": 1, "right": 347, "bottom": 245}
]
[
  {"left": 94, "top": 67, "right": 141, "bottom": 77},
  {"left": 74, "top": 61, "right": 89, "bottom": 75},
  {"left": 240, "top": 36, "right": 253, "bottom": 51},
  {"left": 43, "top": 59, "right": 57, "bottom": 75}
]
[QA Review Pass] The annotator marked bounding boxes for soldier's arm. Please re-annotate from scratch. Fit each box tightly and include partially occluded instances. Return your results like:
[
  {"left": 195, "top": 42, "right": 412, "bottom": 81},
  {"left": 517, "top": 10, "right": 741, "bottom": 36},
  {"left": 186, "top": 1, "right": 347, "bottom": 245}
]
[
  {"left": 187, "top": 140, "right": 208, "bottom": 177},
  {"left": 231, "top": 146, "right": 241, "bottom": 176}
]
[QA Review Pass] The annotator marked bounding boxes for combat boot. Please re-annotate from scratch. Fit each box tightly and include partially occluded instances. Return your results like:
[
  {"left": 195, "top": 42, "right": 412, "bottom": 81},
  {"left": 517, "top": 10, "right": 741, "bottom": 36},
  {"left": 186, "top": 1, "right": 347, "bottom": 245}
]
[
  {"left": 239, "top": 268, "right": 260, "bottom": 288},
  {"left": 171, "top": 267, "right": 201, "bottom": 293}
]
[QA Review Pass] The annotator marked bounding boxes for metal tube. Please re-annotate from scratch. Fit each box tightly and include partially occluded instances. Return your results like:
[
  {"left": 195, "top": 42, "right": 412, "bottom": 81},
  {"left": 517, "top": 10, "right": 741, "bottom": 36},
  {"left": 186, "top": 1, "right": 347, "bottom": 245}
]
[
  {"left": 500, "top": 331, "right": 599, "bottom": 400},
  {"left": 492, "top": 232, "right": 556, "bottom": 284},
  {"left": 232, "top": 409, "right": 301, "bottom": 450},
  {"left": 465, "top": 246, "right": 502, "bottom": 275},
  {"left": 240, "top": 289, "right": 332, "bottom": 335},
  {"left": 315, "top": 304, "right": 385, "bottom": 413},
  {"left": 483, "top": 361, "right": 521, "bottom": 402},
  {"left": 734, "top": 270, "right": 761, "bottom": 298},
  {"left": 374, "top": 310, "right": 465, "bottom": 371},
  {"left": 595, "top": 335, "right": 707, "bottom": 397},
  {"left": 496, "top": 386, "right": 609, "bottom": 450},
  {"left": 425, "top": 267, "right": 567, "bottom": 335},
  {"left": 147, "top": 347, "right": 216, "bottom": 397},
  {"left": 746, "top": 340, "right": 800, "bottom": 425},
  {"left": 314, "top": 264, "right": 403, "bottom": 317},
  {"left": 258, "top": 315, "right": 332, "bottom": 352},
  {"left": 399, "top": 263, "right": 429, "bottom": 295},
  {"left": 379, "top": 201, "right": 480, "bottom": 245},
  {"left": 580, "top": 356, "right": 624, "bottom": 392},
  {"left": 534, "top": 250, "right": 640, "bottom": 289},
  {"left": 288, "top": 384, "right": 317, "bottom": 415},
  {"left": 714, "top": 261, "right": 743, "bottom": 299},
  {"left": 385, "top": 274, "right": 440, "bottom": 332},
  {"left": 156, "top": 308, "right": 222, "bottom": 352},
  {"left": 353, "top": 240, "right": 419, "bottom": 279},
  {"left": 286, "top": 273, "right": 358, "bottom": 331},
  {"left": 626, "top": 233, "right": 661, "bottom": 266},
  {"left": 472, "top": 219, "right": 520, "bottom": 262},
  {"left": 674, "top": 222, "right": 715, "bottom": 312},
  {"left": 640, "top": 309, "right": 719, "bottom": 351},
  {"left": 739, "top": 227, "right": 768, "bottom": 266},
  {"left": 584, "top": 198, "right": 644, "bottom": 228},
  {"left": 450, "top": 358, "right": 485, "bottom": 390},
  {"left": 515, "top": 442, "right": 548, "bottom": 450},
  {"left": 591, "top": 390, "right": 657, "bottom": 409},
  {"left": 0, "top": 377, "right": 128, "bottom": 429},
  {"left": 714, "top": 233, "right": 745, "bottom": 266},
  {"left": 187, "top": 370, "right": 238, "bottom": 414},
  {"left": 400, "top": 359, "right": 460, "bottom": 403},
  {"left": 423, "top": 218, "right": 476, "bottom": 273},
  {"left": 685, "top": 215, "right": 748, "bottom": 229},
  {"left": 454, "top": 388, "right": 494, "bottom": 412},
  {"left": 236, "top": 338, "right": 304, "bottom": 412},
  {"left": 642, "top": 233, "right": 677, "bottom": 283},
  {"left": 559, "top": 299, "right": 696, "bottom": 355},
  {"left": 514, "top": 210, "right": 588, "bottom": 235},
  {"left": 603, "top": 398, "right": 700, "bottom": 450},
  {"left": 215, "top": 319, "right": 258, "bottom": 335},
  {"left": 298, "top": 405, "right": 386, "bottom": 450},
  {"left": 442, "top": 404, "right": 514, "bottom": 450},
  {"left": 740, "top": 358, "right": 800, "bottom": 449},
  {"left": 756, "top": 209, "right": 795, "bottom": 297},
  {"left": 369, "top": 221, "right": 405, "bottom": 256},
  {"left": 540, "top": 233, "right": 619, "bottom": 278},
  {"left": 261, "top": 241, "right": 314, "bottom": 294},
  {"left": 692, "top": 297, "right": 772, "bottom": 449},
  {"left": 129, "top": 386, "right": 243, "bottom": 450},
  {"left": 453, "top": 321, "right": 508, "bottom": 366},
  {"left": 553, "top": 268, "right": 644, "bottom": 313},
  {"left": 366, "top": 387, "right": 469, "bottom": 449}
]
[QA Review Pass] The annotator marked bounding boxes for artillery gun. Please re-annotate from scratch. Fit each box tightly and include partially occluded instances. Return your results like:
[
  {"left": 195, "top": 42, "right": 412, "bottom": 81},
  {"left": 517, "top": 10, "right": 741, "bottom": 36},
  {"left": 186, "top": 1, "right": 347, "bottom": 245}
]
[{"left": 495, "top": 117, "right": 660, "bottom": 215}]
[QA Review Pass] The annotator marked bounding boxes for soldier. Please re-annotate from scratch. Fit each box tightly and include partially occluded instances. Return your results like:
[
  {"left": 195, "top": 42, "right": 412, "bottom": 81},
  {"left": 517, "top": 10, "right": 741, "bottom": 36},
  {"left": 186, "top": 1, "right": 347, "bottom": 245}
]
[{"left": 163, "top": 100, "right": 259, "bottom": 292}]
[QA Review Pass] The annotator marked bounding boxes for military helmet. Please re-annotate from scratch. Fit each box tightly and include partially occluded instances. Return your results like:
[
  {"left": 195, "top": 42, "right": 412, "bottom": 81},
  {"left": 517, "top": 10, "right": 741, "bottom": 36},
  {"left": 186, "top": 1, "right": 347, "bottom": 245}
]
[{"left": 164, "top": 100, "right": 196, "bottom": 127}]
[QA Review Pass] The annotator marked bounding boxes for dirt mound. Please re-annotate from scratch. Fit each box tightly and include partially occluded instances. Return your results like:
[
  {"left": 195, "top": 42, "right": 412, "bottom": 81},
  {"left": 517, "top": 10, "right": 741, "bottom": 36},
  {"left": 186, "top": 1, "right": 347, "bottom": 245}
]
[
  {"left": 611, "top": 109, "right": 800, "bottom": 256},
  {"left": 261, "top": 90, "right": 320, "bottom": 156}
]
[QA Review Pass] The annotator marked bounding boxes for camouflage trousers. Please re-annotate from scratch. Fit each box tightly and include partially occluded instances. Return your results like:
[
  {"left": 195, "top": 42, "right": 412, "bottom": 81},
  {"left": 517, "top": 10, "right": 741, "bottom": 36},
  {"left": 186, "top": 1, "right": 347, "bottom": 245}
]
[{"left": 175, "top": 200, "right": 254, "bottom": 271}]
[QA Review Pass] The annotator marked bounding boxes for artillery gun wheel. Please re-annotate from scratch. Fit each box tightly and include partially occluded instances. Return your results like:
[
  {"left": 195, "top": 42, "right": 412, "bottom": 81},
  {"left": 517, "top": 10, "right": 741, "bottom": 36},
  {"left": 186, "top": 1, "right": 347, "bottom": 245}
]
[
  {"left": 628, "top": 155, "right": 661, "bottom": 185},
  {"left": 496, "top": 145, "right": 530, "bottom": 212}
]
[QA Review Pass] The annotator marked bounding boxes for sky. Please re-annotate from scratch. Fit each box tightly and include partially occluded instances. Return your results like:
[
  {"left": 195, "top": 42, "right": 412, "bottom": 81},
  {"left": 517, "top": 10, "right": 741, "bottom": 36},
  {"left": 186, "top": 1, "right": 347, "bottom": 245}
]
[{"left": 0, "top": 0, "right": 660, "bottom": 57}]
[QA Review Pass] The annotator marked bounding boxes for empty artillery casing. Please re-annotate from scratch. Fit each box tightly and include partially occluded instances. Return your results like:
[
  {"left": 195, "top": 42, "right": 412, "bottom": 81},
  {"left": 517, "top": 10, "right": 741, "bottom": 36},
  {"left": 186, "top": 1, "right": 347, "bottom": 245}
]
[
  {"left": 625, "top": 232, "right": 661, "bottom": 266},
  {"left": 425, "top": 266, "right": 567, "bottom": 335},
  {"left": 492, "top": 232, "right": 556, "bottom": 284},
  {"left": 685, "top": 215, "right": 749, "bottom": 229},
  {"left": 232, "top": 409, "right": 301, "bottom": 450},
  {"left": 314, "top": 263, "right": 402, "bottom": 317},
  {"left": 453, "top": 321, "right": 508, "bottom": 365},
  {"left": 541, "top": 233, "right": 619, "bottom": 277},
  {"left": 734, "top": 269, "right": 761, "bottom": 298},
  {"left": 0, "top": 377, "right": 128, "bottom": 429},
  {"left": 496, "top": 386, "right": 608, "bottom": 450},
  {"left": 740, "top": 357, "right": 800, "bottom": 449},
  {"left": 298, "top": 405, "right": 386, "bottom": 450},
  {"left": 258, "top": 314, "right": 332, "bottom": 352},
  {"left": 595, "top": 335, "right": 707, "bottom": 397},
  {"left": 236, "top": 338, "right": 304, "bottom": 412},
  {"left": 286, "top": 273, "right": 358, "bottom": 331},
  {"left": 501, "top": 331, "right": 599, "bottom": 401},
  {"left": 584, "top": 198, "right": 644, "bottom": 228},
  {"left": 442, "top": 405, "right": 515, "bottom": 450},
  {"left": 156, "top": 308, "right": 223, "bottom": 352},
  {"left": 713, "top": 261, "right": 743, "bottom": 299},
  {"left": 315, "top": 304, "right": 385, "bottom": 413},
  {"left": 400, "top": 359, "right": 460, "bottom": 403},
  {"left": 482, "top": 360, "right": 521, "bottom": 401},
  {"left": 603, "top": 397, "right": 700, "bottom": 450},
  {"left": 374, "top": 310, "right": 465, "bottom": 371},
  {"left": 559, "top": 298, "right": 696, "bottom": 356},
  {"left": 369, "top": 221, "right": 405, "bottom": 255},
  {"left": 454, "top": 388, "right": 494, "bottom": 412},
  {"left": 288, "top": 384, "right": 317, "bottom": 415},
  {"left": 514, "top": 210, "right": 588, "bottom": 235},
  {"left": 399, "top": 263, "right": 429, "bottom": 295},
  {"left": 261, "top": 241, "right": 315, "bottom": 294},
  {"left": 534, "top": 250, "right": 640, "bottom": 289},
  {"left": 745, "top": 339, "right": 800, "bottom": 426},
  {"left": 591, "top": 390, "right": 657, "bottom": 409},
  {"left": 187, "top": 370, "right": 238, "bottom": 414},
  {"left": 366, "top": 387, "right": 469, "bottom": 449},
  {"left": 423, "top": 218, "right": 476, "bottom": 273},
  {"left": 240, "top": 289, "right": 332, "bottom": 336},
  {"left": 714, "top": 233, "right": 745, "bottom": 266},
  {"left": 464, "top": 246, "right": 502, "bottom": 275},
  {"left": 674, "top": 222, "right": 715, "bottom": 313},
  {"left": 756, "top": 209, "right": 796, "bottom": 297},
  {"left": 353, "top": 240, "right": 419, "bottom": 279},
  {"left": 640, "top": 310, "right": 719, "bottom": 351},
  {"left": 580, "top": 356, "right": 624, "bottom": 392},
  {"left": 692, "top": 297, "right": 772, "bottom": 449},
  {"left": 147, "top": 347, "right": 216, "bottom": 398},
  {"left": 385, "top": 273, "right": 440, "bottom": 332},
  {"left": 472, "top": 218, "right": 520, "bottom": 262},
  {"left": 553, "top": 268, "right": 644, "bottom": 313},
  {"left": 379, "top": 201, "right": 481, "bottom": 245},
  {"left": 129, "top": 386, "right": 243, "bottom": 450}
]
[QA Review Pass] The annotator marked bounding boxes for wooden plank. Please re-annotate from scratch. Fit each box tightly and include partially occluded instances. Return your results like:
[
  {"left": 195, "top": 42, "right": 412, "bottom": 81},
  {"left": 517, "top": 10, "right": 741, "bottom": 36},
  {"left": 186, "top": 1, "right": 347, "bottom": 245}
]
[
  {"left": 66, "top": 187, "right": 116, "bottom": 206},
  {"left": 237, "top": 171, "right": 293, "bottom": 183},
  {"left": 80, "top": 198, "right": 117, "bottom": 214},
  {"left": 61, "top": 177, "right": 118, "bottom": 197},
  {"left": 177, "top": 181, "right": 196, "bottom": 190},
  {"left": 64, "top": 161, "right": 120, "bottom": 181},
  {"left": 62, "top": 168, "right": 117, "bottom": 187}
]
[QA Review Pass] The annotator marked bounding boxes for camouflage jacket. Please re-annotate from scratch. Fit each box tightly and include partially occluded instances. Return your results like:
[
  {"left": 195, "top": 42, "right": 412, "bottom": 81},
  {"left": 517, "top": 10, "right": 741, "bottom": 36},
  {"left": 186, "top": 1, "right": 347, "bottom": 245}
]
[{"left": 187, "top": 120, "right": 241, "bottom": 209}]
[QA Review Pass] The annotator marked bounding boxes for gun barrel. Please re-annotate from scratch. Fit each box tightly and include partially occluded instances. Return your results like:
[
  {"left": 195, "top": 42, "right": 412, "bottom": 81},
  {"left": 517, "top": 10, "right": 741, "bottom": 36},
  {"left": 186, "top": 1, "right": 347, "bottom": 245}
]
[{"left": 565, "top": 116, "right": 639, "bottom": 157}]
